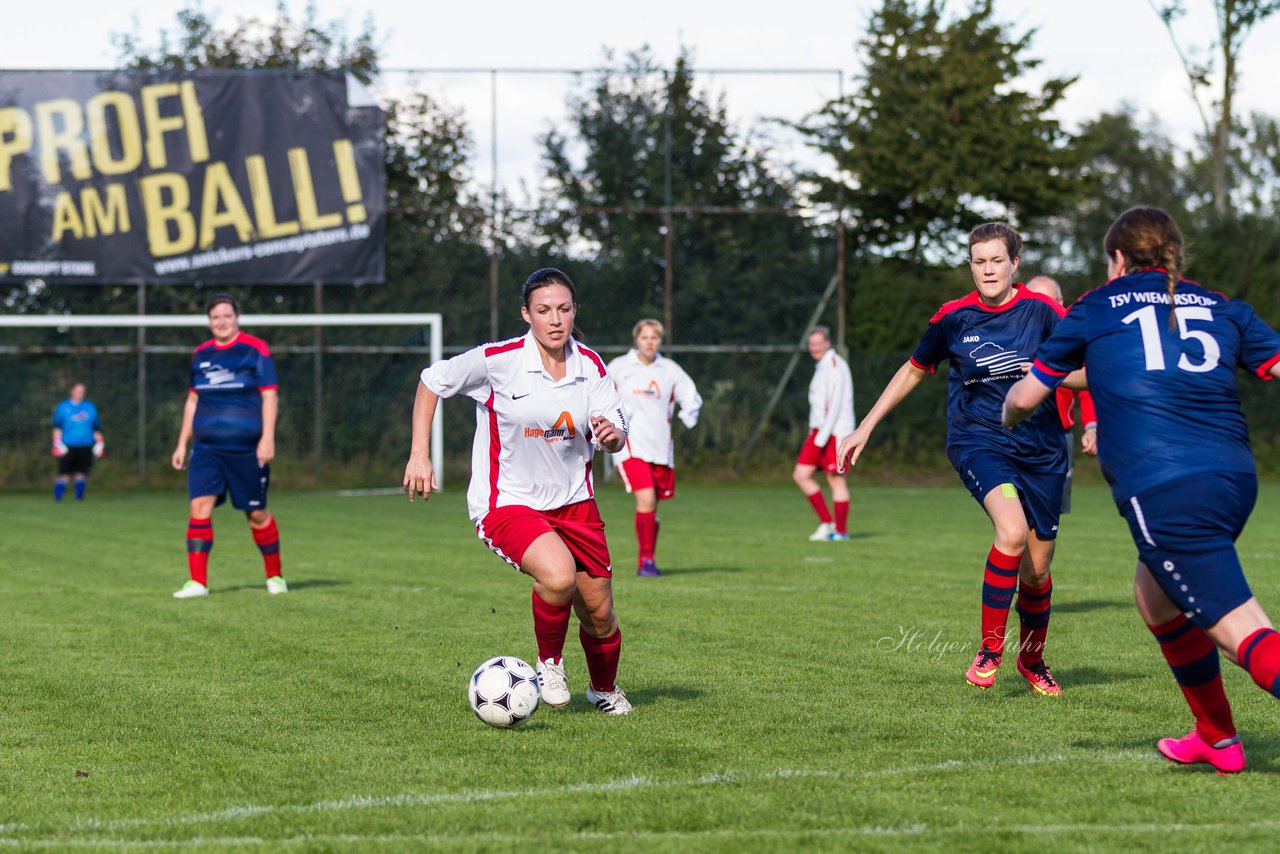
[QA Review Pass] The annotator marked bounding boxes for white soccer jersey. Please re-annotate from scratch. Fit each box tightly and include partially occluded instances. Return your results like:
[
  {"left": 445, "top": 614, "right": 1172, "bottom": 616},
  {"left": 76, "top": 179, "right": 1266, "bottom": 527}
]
[
  {"left": 420, "top": 332, "right": 628, "bottom": 523},
  {"left": 607, "top": 349, "right": 701, "bottom": 467},
  {"left": 808, "top": 349, "right": 856, "bottom": 446}
]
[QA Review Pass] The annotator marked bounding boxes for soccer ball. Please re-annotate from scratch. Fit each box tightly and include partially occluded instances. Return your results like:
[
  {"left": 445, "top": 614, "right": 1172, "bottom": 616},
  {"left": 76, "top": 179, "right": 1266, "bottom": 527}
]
[{"left": 468, "top": 656, "right": 540, "bottom": 728}]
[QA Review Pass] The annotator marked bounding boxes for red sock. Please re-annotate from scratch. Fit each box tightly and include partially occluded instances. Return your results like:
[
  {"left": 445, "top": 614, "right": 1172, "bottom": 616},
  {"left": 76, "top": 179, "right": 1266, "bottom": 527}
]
[
  {"left": 1238, "top": 627, "right": 1280, "bottom": 699},
  {"left": 186, "top": 517, "right": 213, "bottom": 586},
  {"left": 806, "top": 492, "right": 832, "bottom": 524},
  {"left": 531, "top": 590, "right": 572, "bottom": 663},
  {"left": 833, "top": 501, "right": 850, "bottom": 535},
  {"left": 251, "top": 517, "right": 282, "bottom": 578},
  {"left": 1016, "top": 575, "right": 1052, "bottom": 666},
  {"left": 580, "top": 625, "right": 622, "bottom": 692},
  {"left": 980, "top": 546, "right": 1020, "bottom": 655},
  {"left": 1151, "top": 615, "right": 1236, "bottom": 743},
  {"left": 635, "top": 511, "right": 657, "bottom": 561}
]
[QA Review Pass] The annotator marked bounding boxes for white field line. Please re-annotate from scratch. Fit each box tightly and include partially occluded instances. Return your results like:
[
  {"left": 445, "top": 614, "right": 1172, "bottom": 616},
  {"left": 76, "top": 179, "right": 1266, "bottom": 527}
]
[{"left": 1, "top": 751, "right": 1153, "bottom": 841}]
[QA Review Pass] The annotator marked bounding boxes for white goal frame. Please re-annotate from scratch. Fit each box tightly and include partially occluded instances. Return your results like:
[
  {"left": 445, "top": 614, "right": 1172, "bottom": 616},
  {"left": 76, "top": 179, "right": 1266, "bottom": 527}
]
[{"left": 0, "top": 312, "right": 444, "bottom": 483}]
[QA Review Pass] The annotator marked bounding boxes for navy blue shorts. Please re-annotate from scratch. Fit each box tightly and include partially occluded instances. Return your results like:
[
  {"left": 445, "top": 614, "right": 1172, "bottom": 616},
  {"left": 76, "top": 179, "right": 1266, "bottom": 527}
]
[
  {"left": 188, "top": 445, "right": 270, "bottom": 511},
  {"left": 1119, "top": 471, "right": 1257, "bottom": 629},
  {"left": 950, "top": 449, "right": 1065, "bottom": 540}
]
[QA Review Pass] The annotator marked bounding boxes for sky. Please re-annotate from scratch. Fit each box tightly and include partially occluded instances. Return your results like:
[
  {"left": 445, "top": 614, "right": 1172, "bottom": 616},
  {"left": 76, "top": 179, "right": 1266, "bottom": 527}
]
[{"left": 8, "top": 0, "right": 1280, "bottom": 198}]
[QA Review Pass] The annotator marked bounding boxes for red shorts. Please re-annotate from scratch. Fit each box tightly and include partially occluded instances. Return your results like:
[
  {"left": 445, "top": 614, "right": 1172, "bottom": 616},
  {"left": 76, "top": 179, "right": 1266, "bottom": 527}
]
[
  {"left": 797, "top": 429, "right": 838, "bottom": 473},
  {"left": 617, "top": 458, "right": 676, "bottom": 500},
  {"left": 476, "top": 500, "right": 612, "bottom": 577}
]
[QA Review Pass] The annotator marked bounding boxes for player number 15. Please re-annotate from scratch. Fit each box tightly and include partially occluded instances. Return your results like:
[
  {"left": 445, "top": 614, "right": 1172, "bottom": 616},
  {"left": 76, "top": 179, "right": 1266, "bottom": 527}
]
[{"left": 1122, "top": 305, "right": 1221, "bottom": 373}]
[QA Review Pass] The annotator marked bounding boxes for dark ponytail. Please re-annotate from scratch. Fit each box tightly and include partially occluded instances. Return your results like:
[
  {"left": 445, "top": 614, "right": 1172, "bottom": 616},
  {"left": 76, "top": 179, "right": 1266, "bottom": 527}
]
[{"left": 1104, "top": 207, "right": 1185, "bottom": 330}]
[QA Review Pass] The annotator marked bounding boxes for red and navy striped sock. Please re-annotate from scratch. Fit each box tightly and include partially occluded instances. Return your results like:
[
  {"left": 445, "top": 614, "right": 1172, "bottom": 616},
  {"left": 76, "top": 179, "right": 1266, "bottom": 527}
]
[
  {"left": 1238, "top": 627, "right": 1280, "bottom": 699},
  {"left": 531, "top": 590, "right": 572, "bottom": 663},
  {"left": 580, "top": 625, "right": 622, "bottom": 692},
  {"left": 1016, "top": 575, "right": 1052, "bottom": 666},
  {"left": 806, "top": 492, "right": 832, "bottom": 524},
  {"left": 251, "top": 516, "right": 282, "bottom": 578},
  {"left": 834, "top": 501, "right": 850, "bottom": 535},
  {"left": 186, "top": 517, "right": 213, "bottom": 587},
  {"left": 1150, "top": 614, "right": 1236, "bottom": 744},
  {"left": 635, "top": 511, "right": 657, "bottom": 561},
  {"left": 980, "top": 546, "right": 1021, "bottom": 655}
]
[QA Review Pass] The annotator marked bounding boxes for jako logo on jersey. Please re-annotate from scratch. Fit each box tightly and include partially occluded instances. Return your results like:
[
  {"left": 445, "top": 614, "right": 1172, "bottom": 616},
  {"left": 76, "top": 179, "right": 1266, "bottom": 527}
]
[
  {"left": 968, "top": 342, "right": 1025, "bottom": 377},
  {"left": 635, "top": 380, "right": 661, "bottom": 398},
  {"left": 524, "top": 411, "right": 577, "bottom": 442},
  {"left": 962, "top": 335, "right": 980, "bottom": 343}
]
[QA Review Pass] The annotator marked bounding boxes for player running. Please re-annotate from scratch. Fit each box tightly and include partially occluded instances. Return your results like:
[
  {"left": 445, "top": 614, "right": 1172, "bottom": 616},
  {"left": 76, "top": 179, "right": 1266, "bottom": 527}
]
[
  {"left": 607, "top": 318, "right": 702, "bottom": 576},
  {"left": 51, "top": 381, "right": 105, "bottom": 502},
  {"left": 403, "top": 268, "right": 634, "bottom": 715},
  {"left": 838, "top": 223, "right": 1071, "bottom": 696},
  {"left": 170, "top": 295, "right": 287, "bottom": 599},
  {"left": 793, "top": 326, "right": 855, "bottom": 541},
  {"left": 1004, "top": 206, "right": 1280, "bottom": 773}
]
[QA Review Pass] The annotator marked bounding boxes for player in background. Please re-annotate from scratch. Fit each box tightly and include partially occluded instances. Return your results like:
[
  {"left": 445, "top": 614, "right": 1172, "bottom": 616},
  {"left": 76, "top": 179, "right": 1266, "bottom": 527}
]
[
  {"left": 403, "top": 268, "right": 634, "bottom": 715},
  {"left": 1024, "top": 275, "right": 1099, "bottom": 514},
  {"left": 1004, "top": 206, "right": 1280, "bottom": 773},
  {"left": 793, "top": 326, "right": 856, "bottom": 541},
  {"left": 170, "top": 294, "right": 287, "bottom": 599},
  {"left": 51, "top": 381, "right": 104, "bottom": 502},
  {"left": 607, "top": 318, "right": 702, "bottom": 577},
  {"left": 838, "top": 223, "right": 1073, "bottom": 696}
]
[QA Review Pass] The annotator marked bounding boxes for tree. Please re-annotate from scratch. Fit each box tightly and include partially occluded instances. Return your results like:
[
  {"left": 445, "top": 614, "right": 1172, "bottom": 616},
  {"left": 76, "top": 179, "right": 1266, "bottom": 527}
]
[
  {"left": 798, "top": 0, "right": 1082, "bottom": 260},
  {"left": 113, "top": 0, "right": 378, "bottom": 83},
  {"left": 1150, "top": 0, "right": 1280, "bottom": 217},
  {"left": 537, "top": 49, "right": 823, "bottom": 345}
]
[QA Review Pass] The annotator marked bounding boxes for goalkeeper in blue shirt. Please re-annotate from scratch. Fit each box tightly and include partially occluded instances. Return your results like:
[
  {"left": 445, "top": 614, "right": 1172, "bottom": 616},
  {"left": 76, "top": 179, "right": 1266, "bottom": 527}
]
[{"left": 51, "top": 382, "right": 105, "bottom": 501}]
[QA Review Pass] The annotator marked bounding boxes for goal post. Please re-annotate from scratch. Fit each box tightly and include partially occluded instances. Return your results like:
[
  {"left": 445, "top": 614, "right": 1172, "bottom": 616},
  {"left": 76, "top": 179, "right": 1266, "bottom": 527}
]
[{"left": 0, "top": 312, "right": 444, "bottom": 486}]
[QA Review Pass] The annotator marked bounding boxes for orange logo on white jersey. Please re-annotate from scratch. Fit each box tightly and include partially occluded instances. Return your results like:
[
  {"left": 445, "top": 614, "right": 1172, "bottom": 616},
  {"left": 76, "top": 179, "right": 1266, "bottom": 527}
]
[
  {"left": 524, "top": 411, "right": 576, "bottom": 442},
  {"left": 633, "top": 379, "right": 661, "bottom": 398}
]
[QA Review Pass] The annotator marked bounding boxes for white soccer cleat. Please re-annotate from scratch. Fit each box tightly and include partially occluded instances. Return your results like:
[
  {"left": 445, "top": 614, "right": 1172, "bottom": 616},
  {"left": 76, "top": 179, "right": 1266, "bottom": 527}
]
[
  {"left": 173, "top": 580, "right": 209, "bottom": 599},
  {"left": 536, "top": 658, "right": 571, "bottom": 707},
  {"left": 266, "top": 576, "right": 289, "bottom": 595},
  {"left": 808, "top": 522, "right": 834, "bottom": 541},
  {"left": 586, "top": 685, "right": 633, "bottom": 715}
]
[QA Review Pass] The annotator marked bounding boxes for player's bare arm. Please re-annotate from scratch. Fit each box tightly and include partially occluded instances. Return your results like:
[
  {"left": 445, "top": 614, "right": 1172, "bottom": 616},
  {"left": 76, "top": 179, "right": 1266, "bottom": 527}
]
[
  {"left": 171, "top": 390, "right": 199, "bottom": 470},
  {"left": 1002, "top": 372, "right": 1054, "bottom": 428},
  {"left": 837, "top": 360, "right": 927, "bottom": 472},
  {"left": 404, "top": 381, "right": 440, "bottom": 502},
  {"left": 257, "top": 388, "right": 278, "bottom": 466}
]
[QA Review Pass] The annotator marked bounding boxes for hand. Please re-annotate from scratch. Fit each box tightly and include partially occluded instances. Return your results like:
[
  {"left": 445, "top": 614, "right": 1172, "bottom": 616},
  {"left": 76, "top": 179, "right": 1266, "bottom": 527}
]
[
  {"left": 1081, "top": 426, "right": 1098, "bottom": 457},
  {"left": 257, "top": 436, "right": 276, "bottom": 467},
  {"left": 403, "top": 455, "right": 438, "bottom": 503},
  {"left": 171, "top": 445, "right": 187, "bottom": 471},
  {"left": 836, "top": 427, "right": 871, "bottom": 473},
  {"left": 52, "top": 441, "right": 67, "bottom": 458},
  {"left": 589, "top": 415, "right": 624, "bottom": 452},
  {"left": 93, "top": 441, "right": 105, "bottom": 458}
]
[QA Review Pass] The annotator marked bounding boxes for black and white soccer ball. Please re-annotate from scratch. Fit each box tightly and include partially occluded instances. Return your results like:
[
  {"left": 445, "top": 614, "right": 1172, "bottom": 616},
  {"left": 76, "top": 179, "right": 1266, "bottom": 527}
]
[{"left": 468, "top": 656, "right": 540, "bottom": 728}]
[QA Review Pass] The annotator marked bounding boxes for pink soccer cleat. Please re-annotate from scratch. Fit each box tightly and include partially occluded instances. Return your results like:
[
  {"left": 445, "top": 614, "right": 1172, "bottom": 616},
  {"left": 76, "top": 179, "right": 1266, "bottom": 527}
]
[
  {"left": 965, "top": 648, "right": 1002, "bottom": 689},
  {"left": 1016, "top": 658, "right": 1062, "bottom": 697},
  {"left": 1157, "top": 729, "right": 1246, "bottom": 775}
]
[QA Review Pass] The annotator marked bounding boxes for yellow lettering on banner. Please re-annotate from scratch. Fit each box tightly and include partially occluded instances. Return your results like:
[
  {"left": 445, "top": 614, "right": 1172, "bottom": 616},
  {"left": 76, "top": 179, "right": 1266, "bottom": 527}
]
[
  {"left": 51, "top": 190, "right": 85, "bottom": 241},
  {"left": 199, "top": 161, "right": 254, "bottom": 249},
  {"left": 141, "top": 82, "right": 209, "bottom": 171},
  {"left": 246, "top": 154, "right": 299, "bottom": 238},
  {"left": 85, "top": 91, "right": 143, "bottom": 176},
  {"left": 81, "top": 184, "right": 131, "bottom": 238},
  {"left": 179, "top": 81, "right": 210, "bottom": 163},
  {"left": 139, "top": 172, "right": 195, "bottom": 257},
  {"left": 287, "top": 147, "right": 342, "bottom": 231},
  {"left": 35, "top": 99, "right": 91, "bottom": 184},
  {"left": 332, "top": 139, "right": 366, "bottom": 222},
  {"left": 0, "top": 107, "right": 34, "bottom": 193}
]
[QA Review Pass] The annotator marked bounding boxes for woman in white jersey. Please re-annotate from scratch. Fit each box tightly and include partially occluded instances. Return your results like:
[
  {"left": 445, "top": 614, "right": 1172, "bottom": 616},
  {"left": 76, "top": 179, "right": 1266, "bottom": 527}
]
[
  {"left": 607, "top": 319, "right": 702, "bottom": 577},
  {"left": 404, "top": 269, "right": 633, "bottom": 715}
]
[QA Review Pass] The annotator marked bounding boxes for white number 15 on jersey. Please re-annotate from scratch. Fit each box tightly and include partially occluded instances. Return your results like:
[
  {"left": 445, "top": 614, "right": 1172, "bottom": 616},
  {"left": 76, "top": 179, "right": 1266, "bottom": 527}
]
[{"left": 1122, "top": 305, "right": 1221, "bottom": 373}]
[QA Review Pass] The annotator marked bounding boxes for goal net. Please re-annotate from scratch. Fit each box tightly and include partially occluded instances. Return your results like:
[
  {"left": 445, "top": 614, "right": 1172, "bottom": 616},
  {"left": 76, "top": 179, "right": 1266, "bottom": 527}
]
[{"left": 0, "top": 313, "right": 442, "bottom": 490}]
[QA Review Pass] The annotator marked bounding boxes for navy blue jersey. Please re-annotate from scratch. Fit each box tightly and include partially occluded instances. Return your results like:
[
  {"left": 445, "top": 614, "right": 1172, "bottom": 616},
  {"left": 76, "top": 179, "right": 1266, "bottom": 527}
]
[
  {"left": 1032, "top": 269, "right": 1280, "bottom": 502},
  {"left": 911, "top": 286, "right": 1068, "bottom": 468},
  {"left": 189, "top": 332, "right": 279, "bottom": 450},
  {"left": 52, "top": 399, "right": 101, "bottom": 447}
]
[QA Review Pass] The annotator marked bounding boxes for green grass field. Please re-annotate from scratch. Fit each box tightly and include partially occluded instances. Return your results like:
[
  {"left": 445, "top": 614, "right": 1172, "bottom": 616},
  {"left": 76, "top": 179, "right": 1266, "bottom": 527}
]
[{"left": 3, "top": 480, "right": 1280, "bottom": 851}]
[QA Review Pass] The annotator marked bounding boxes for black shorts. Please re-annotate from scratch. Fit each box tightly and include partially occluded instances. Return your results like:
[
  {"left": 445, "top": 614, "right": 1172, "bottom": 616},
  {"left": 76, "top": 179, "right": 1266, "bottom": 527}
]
[{"left": 57, "top": 446, "right": 94, "bottom": 476}]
